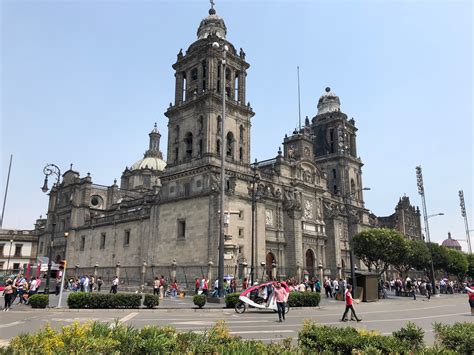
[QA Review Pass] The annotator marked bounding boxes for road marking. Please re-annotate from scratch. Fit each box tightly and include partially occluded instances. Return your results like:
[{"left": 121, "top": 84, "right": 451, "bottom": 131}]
[
  {"left": 0, "top": 339, "right": 10, "bottom": 347},
  {"left": 119, "top": 312, "right": 139, "bottom": 323},
  {"left": 50, "top": 318, "right": 115, "bottom": 322},
  {"left": 230, "top": 330, "right": 295, "bottom": 335},
  {"left": 320, "top": 312, "right": 468, "bottom": 325},
  {"left": 171, "top": 320, "right": 271, "bottom": 325},
  {"left": 0, "top": 321, "right": 25, "bottom": 329}
]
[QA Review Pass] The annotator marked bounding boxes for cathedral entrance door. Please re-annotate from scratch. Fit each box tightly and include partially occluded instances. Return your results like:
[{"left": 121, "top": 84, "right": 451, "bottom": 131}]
[
  {"left": 305, "top": 249, "right": 315, "bottom": 278},
  {"left": 265, "top": 252, "right": 275, "bottom": 280}
]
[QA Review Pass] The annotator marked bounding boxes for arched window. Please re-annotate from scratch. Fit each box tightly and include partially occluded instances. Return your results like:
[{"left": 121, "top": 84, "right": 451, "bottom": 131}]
[
  {"left": 184, "top": 132, "right": 193, "bottom": 159},
  {"left": 201, "top": 60, "right": 207, "bottom": 91},
  {"left": 266, "top": 252, "right": 276, "bottom": 279},
  {"left": 234, "top": 72, "right": 240, "bottom": 101},
  {"left": 350, "top": 179, "right": 355, "bottom": 196},
  {"left": 198, "top": 139, "right": 203, "bottom": 157},
  {"left": 239, "top": 147, "right": 243, "bottom": 161},
  {"left": 198, "top": 116, "right": 204, "bottom": 135},
  {"left": 216, "top": 139, "right": 221, "bottom": 156},
  {"left": 182, "top": 72, "right": 187, "bottom": 101},
  {"left": 225, "top": 68, "right": 232, "bottom": 98},
  {"left": 226, "top": 132, "right": 234, "bottom": 158},
  {"left": 239, "top": 125, "right": 244, "bottom": 143},
  {"left": 329, "top": 129, "right": 335, "bottom": 153},
  {"left": 191, "top": 68, "right": 198, "bottom": 81}
]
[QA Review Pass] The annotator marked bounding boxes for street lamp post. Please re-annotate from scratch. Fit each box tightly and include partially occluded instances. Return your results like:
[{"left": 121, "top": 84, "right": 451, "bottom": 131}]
[
  {"left": 416, "top": 166, "right": 437, "bottom": 295},
  {"left": 250, "top": 159, "right": 260, "bottom": 285},
  {"left": 212, "top": 41, "right": 228, "bottom": 298},
  {"left": 41, "top": 163, "right": 62, "bottom": 296},
  {"left": 459, "top": 190, "right": 472, "bottom": 254},
  {"left": 57, "top": 231, "right": 68, "bottom": 308},
  {"left": 6, "top": 237, "right": 14, "bottom": 271}
]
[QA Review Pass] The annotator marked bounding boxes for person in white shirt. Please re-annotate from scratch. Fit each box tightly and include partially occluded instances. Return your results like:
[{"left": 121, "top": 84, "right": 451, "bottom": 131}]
[{"left": 83, "top": 276, "right": 90, "bottom": 292}]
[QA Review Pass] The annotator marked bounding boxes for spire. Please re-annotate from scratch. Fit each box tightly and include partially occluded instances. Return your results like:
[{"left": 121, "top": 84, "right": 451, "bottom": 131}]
[
  {"left": 197, "top": 0, "right": 227, "bottom": 39},
  {"left": 145, "top": 123, "right": 163, "bottom": 159}
]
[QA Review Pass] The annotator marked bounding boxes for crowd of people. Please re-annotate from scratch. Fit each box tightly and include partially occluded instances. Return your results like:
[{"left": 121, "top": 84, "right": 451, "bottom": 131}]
[{"left": 2, "top": 274, "right": 42, "bottom": 311}]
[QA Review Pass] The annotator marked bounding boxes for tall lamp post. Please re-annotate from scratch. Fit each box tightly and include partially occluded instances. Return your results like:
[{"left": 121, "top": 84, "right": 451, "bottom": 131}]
[
  {"left": 41, "top": 163, "right": 62, "bottom": 295},
  {"left": 212, "top": 40, "right": 228, "bottom": 298},
  {"left": 416, "top": 166, "right": 437, "bottom": 295},
  {"left": 250, "top": 159, "right": 260, "bottom": 284},
  {"left": 459, "top": 190, "right": 472, "bottom": 254}
]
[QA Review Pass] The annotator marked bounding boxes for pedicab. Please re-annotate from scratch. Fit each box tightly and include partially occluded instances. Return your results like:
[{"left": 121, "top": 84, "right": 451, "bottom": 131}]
[{"left": 234, "top": 281, "right": 290, "bottom": 314}]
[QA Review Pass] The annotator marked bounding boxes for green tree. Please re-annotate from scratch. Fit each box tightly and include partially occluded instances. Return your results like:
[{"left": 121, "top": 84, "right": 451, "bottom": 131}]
[
  {"left": 445, "top": 249, "right": 468, "bottom": 281},
  {"left": 392, "top": 239, "right": 431, "bottom": 278},
  {"left": 467, "top": 254, "right": 474, "bottom": 280},
  {"left": 353, "top": 228, "right": 406, "bottom": 276},
  {"left": 427, "top": 242, "right": 450, "bottom": 272}
]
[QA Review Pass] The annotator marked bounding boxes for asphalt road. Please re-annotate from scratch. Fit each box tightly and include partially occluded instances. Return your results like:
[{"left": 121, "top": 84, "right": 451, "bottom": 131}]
[{"left": 0, "top": 293, "right": 472, "bottom": 347}]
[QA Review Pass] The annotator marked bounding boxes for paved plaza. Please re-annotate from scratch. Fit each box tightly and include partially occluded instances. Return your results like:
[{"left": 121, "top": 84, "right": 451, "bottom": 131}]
[{"left": 1, "top": 292, "right": 472, "bottom": 347}]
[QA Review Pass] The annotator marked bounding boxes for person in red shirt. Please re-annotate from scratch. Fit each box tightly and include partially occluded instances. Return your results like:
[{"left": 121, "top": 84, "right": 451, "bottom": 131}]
[
  {"left": 195, "top": 278, "right": 200, "bottom": 295},
  {"left": 242, "top": 278, "right": 248, "bottom": 291},
  {"left": 465, "top": 283, "right": 474, "bottom": 316},
  {"left": 273, "top": 282, "right": 288, "bottom": 322},
  {"left": 341, "top": 285, "right": 362, "bottom": 322}
]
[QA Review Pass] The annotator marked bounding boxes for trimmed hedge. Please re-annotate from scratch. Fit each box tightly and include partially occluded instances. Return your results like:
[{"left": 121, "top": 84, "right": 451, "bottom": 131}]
[
  {"left": 287, "top": 291, "right": 320, "bottom": 307},
  {"left": 28, "top": 294, "right": 49, "bottom": 309},
  {"left": 299, "top": 321, "right": 409, "bottom": 354},
  {"left": 67, "top": 292, "right": 141, "bottom": 309},
  {"left": 224, "top": 293, "right": 240, "bottom": 308},
  {"left": 143, "top": 294, "right": 160, "bottom": 309},
  {"left": 193, "top": 294, "right": 206, "bottom": 308}
]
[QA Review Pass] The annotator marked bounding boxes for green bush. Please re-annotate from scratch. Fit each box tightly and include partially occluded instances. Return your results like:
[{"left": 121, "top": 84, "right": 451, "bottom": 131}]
[
  {"left": 287, "top": 291, "right": 320, "bottom": 307},
  {"left": 67, "top": 292, "right": 141, "bottom": 309},
  {"left": 224, "top": 292, "right": 240, "bottom": 308},
  {"left": 193, "top": 294, "right": 206, "bottom": 308},
  {"left": 392, "top": 321, "right": 425, "bottom": 351},
  {"left": 28, "top": 294, "right": 49, "bottom": 309},
  {"left": 144, "top": 294, "right": 160, "bottom": 308},
  {"left": 298, "top": 321, "right": 409, "bottom": 354},
  {"left": 433, "top": 322, "right": 474, "bottom": 354}
]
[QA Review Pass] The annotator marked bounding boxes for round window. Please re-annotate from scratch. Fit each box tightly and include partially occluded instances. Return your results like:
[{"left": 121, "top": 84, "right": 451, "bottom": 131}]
[{"left": 90, "top": 195, "right": 102, "bottom": 207}]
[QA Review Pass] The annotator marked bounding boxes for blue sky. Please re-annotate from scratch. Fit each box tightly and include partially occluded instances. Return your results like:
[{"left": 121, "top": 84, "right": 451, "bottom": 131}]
[{"left": 1, "top": 0, "right": 472, "bottom": 249}]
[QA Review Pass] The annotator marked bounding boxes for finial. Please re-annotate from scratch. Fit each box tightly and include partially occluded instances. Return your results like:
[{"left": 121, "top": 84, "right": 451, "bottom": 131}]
[
  {"left": 87, "top": 172, "right": 91, "bottom": 177},
  {"left": 209, "top": 0, "right": 216, "bottom": 15},
  {"left": 114, "top": 179, "right": 117, "bottom": 185},
  {"left": 325, "top": 87, "right": 331, "bottom": 93},
  {"left": 278, "top": 147, "right": 282, "bottom": 156},
  {"left": 70, "top": 163, "right": 73, "bottom": 170}
]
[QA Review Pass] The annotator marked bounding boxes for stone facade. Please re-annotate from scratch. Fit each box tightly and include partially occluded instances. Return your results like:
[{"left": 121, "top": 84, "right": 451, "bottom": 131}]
[
  {"left": 37, "top": 5, "right": 379, "bottom": 280},
  {"left": 0, "top": 229, "right": 38, "bottom": 270},
  {"left": 374, "top": 196, "right": 422, "bottom": 241}
]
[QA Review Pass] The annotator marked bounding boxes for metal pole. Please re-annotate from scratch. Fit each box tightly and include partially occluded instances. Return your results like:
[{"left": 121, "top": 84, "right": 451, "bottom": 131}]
[
  {"left": 57, "top": 263, "right": 66, "bottom": 308},
  {"left": 217, "top": 49, "right": 227, "bottom": 298},
  {"left": 416, "top": 166, "right": 437, "bottom": 295},
  {"left": 459, "top": 190, "right": 472, "bottom": 254},
  {"left": 0, "top": 154, "right": 13, "bottom": 229},
  {"left": 6, "top": 238, "right": 13, "bottom": 271},
  {"left": 250, "top": 163, "right": 257, "bottom": 285},
  {"left": 45, "top": 221, "right": 55, "bottom": 295}
]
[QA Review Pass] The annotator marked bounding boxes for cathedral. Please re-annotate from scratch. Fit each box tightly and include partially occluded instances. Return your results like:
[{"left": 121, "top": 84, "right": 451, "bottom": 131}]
[{"left": 36, "top": 4, "right": 420, "bottom": 283}]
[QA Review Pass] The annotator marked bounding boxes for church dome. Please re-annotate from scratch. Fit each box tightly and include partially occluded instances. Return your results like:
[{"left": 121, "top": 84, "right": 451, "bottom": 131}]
[
  {"left": 317, "top": 87, "right": 341, "bottom": 114},
  {"left": 441, "top": 232, "right": 462, "bottom": 250},
  {"left": 130, "top": 156, "right": 166, "bottom": 171},
  {"left": 197, "top": 7, "right": 227, "bottom": 39}
]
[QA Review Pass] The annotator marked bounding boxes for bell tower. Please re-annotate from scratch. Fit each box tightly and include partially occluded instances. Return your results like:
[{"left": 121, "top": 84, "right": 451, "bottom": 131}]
[{"left": 164, "top": 4, "right": 254, "bottom": 171}]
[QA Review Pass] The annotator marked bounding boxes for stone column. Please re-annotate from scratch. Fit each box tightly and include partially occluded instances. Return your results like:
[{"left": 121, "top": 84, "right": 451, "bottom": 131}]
[
  {"left": 242, "top": 260, "right": 248, "bottom": 280},
  {"left": 115, "top": 262, "right": 121, "bottom": 279},
  {"left": 271, "top": 261, "right": 277, "bottom": 280},
  {"left": 319, "top": 263, "right": 324, "bottom": 282},
  {"left": 296, "top": 264, "right": 302, "bottom": 282},
  {"left": 337, "top": 264, "right": 342, "bottom": 279},
  {"left": 93, "top": 263, "right": 98, "bottom": 281},
  {"left": 140, "top": 261, "right": 147, "bottom": 293},
  {"left": 207, "top": 260, "right": 213, "bottom": 282},
  {"left": 171, "top": 259, "right": 177, "bottom": 282},
  {"left": 74, "top": 265, "right": 79, "bottom": 278}
]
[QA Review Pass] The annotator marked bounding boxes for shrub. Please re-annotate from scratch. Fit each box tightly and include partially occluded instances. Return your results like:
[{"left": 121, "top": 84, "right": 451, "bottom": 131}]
[
  {"left": 144, "top": 294, "right": 160, "bottom": 309},
  {"left": 193, "top": 294, "right": 206, "bottom": 308},
  {"left": 225, "top": 292, "right": 240, "bottom": 308},
  {"left": 287, "top": 291, "right": 320, "bottom": 307},
  {"left": 67, "top": 292, "right": 141, "bottom": 309},
  {"left": 28, "top": 294, "right": 49, "bottom": 309},
  {"left": 433, "top": 322, "right": 474, "bottom": 354},
  {"left": 392, "top": 321, "right": 425, "bottom": 351},
  {"left": 298, "top": 320, "right": 409, "bottom": 354}
]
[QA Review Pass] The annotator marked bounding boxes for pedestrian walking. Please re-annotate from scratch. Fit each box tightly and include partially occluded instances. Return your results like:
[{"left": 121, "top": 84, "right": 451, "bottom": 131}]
[
  {"left": 341, "top": 285, "right": 362, "bottom": 322},
  {"left": 195, "top": 278, "right": 200, "bottom": 295},
  {"left": 242, "top": 278, "right": 248, "bottom": 291},
  {"left": 110, "top": 276, "right": 119, "bottom": 294},
  {"left": 465, "top": 283, "right": 474, "bottom": 316},
  {"left": 2, "top": 279, "right": 15, "bottom": 311},
  {"left": 97, "top": 277, "right": 103, "bottom": 292},
  {"left": 154, "top": 277, "right": 161, "bottom": 295},
  {"left": 159, "top": 275, "right": 166, "bottom": 299},
  {"left": 273, "top": 282, "right": 288, "bottom": 322}
]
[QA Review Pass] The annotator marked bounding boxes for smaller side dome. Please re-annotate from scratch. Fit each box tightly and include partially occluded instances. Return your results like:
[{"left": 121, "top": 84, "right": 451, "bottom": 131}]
[
  {"left": 130, "top": 157, "right": 166, "bottom": 171},
  {"left": 197, "top": 6, "right": 227, "bottom": 39},
  {"left": 441, "top": 232, "right": 462, "bottom": 251},
  {"left": 317, "top": 87, "right": 341, "bottom": 114}
]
